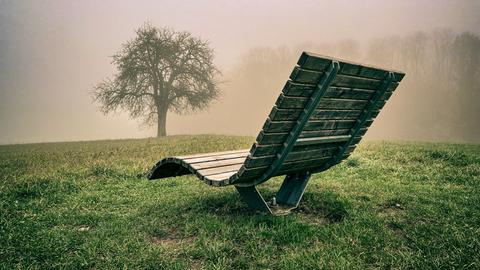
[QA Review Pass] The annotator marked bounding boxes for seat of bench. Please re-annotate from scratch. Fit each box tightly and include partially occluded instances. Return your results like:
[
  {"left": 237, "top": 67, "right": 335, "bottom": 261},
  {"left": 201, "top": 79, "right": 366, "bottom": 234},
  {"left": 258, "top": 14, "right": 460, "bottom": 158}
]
[{"left": 148, "top": 149, "right": 250, "bottom": 185}]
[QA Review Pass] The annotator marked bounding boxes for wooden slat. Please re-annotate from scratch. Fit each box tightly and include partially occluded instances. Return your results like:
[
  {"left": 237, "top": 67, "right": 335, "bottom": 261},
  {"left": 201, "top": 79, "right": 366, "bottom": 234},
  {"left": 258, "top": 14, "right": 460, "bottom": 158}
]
[
  {"left": 263, "top": 119, "right": 354, "bottom": 133},
  {"left": 206, "top": 171, "right": 237, "bottom": 181},
  {"left": 245, "top": 147, "right": 338, "bottom": 168},
  {"left": 249, "top": 141, "right": 325, "bottom": 158},
  {"left": 295, "top": 135, "right": 351, "bottom": 146},
  {"left": 178, "top": 149, "right": 248, "bottom": 160},
  {"left": 269, "top": 107, "right": 381, "bottom": 121},
  {"left": 322, "top": 86, "right": 375, "bottom": 99},
  {"left": 333, "top": 75, "right": 383, "bottom": 90},
  {"left": 277, "top": 148, "right": 354, "bottom": 174},
  {"left": 296, "top": 52, "right": 331, "bottom": 71},
  {"left": 198, "top": 164, "right": 243, "bottom": 176},
  {"left": 262, "top": 119, "right": 373, "bottom": 133},
  {"left": 190, "top": 157, "right": 246, "bottom": 170},
  {"left": 374, "top": 100, "right": 387, "bottom": 110},
  {"left": 290, "top": 67, "right": 387, "bottom": 90},
  {"left": 297, "top": 51, "right": 406, "bottom": 81},
  {"left": 256, "top": 128, "right": 368, "bottom": 145},
  {"left": 183, "top": 152, "right": 248, "bottom": 164},
  {"left": 239, "top": 151, "right": 352, "bottom": 180},
  {"left": 237, "top": 142, "right": 360, "bottom": 181},
  {"left": 276, "top": 95, "right": 370, "bottom": 110},
  {"left": 292, "top": 136, "right": 361, "bottom": 153},
  {"left": 250, "top": 136, "right": 362, "bottom": 159},
  {"left": 289, "top": 67, "right": 324, "bottom": 84},
  {"left": 282, "top": 80, "right": 399, "bottom": 97}
]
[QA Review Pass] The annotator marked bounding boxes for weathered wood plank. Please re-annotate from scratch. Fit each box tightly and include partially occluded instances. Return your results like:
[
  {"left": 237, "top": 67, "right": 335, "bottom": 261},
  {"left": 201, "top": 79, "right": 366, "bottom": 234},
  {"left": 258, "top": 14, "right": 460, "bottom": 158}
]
[
  {"left": 276, "top": 95, "right": 375, "bottom": 110},
  {"left": 332, "top": 74, "right": 383, "bottom": 90},
  {"left": 292, "top": 136, "right": 361, "bottom": 153},
  {"left": 290, "top": 67, "right": 388, "bottom": 90},
  {"left": 179, "top": 149, "right": 248, "bottom": 161},
  {"left": 295, "top": 135, "right": 351, "bottom": 146},
  {"left": 184, "top": 152, "right": 249, "bottom": 164},
  {"left": 250, "top": 136, "right": 362, "bottom": 160},
  {"left": 289, "top": 67, "right": 324, "bottom": 84},
  {"left": 269, "top": 107, "right": 381, "bottom": 121},
  {"left": 291, "top": 85, "right": 373, "bottom": 99},
  {"left": 263, "top": 119, "right": 354, "bottom": 133},
  {"left": 239, "top": 150, "right": 353, "bottom": 180},
  {"left": 190, "top": 157, "right": 246, "bottom": 170},
  {"left": 198, "top": 164, "right": 243, "bottom": 176},
  {"left": 297, "top": 52, "right": 331, "bottom": 71},
  {"left": 276, "top": 152, "right": 351, "bottom": 175},
  {"left": 339, "top": 62, "right": 389, "bottom": 80},
  {"left": 245, "top": 147, "right": 338, "bottom": 168},
  {"left": 277, "top": 145, "right": 356, "bottom": 175},
  {"left": 324, "top": 87, "right": 374, "bottom": 100},
  {"left": 250, "top": 141, "right": 331, "bottom": 159},
  {"left": 297, "top": 51, "right": 406, "bottom": 81},
  {"left": 206, "top": 171, "right": 237, "bottom": 181},
  {"left": 275, "top": 93, "right": 393, "bottom": 111},
  {"left": 262, "top": 118, "right": 373, "bottom": 133},
  {"left": 256, "top": 128, "right": 368, "bottom": 145},
  {"left": 282, "top": 80, "right": 399, "bottom": 98},
  {"left": 374, "top": 100, "right": 387, "bottom": 111}
]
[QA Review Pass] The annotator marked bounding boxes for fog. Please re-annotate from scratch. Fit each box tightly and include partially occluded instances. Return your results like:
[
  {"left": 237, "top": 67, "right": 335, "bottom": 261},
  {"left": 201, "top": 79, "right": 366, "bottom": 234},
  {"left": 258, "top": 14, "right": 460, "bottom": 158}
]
[{"left": 1, "top": 0, "right": 479, "bottom": 144}]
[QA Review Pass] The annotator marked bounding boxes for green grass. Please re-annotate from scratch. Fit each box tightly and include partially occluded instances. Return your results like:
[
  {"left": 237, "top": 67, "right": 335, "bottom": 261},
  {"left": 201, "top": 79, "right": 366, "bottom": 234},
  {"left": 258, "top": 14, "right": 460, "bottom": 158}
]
[{"left": 1, "top": 135, "right": 479, "bottom": 269}]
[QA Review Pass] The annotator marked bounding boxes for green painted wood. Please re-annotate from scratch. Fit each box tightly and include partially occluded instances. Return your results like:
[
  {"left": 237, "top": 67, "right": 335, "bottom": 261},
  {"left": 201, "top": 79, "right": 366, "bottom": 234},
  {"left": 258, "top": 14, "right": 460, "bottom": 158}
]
[
  {"left": 276, "top": 172, "right": 311, "bottom": 207},
  {"left": 255, "top": 128, "right": 368, "bottom": 145},
  {"left": 244, "top": 147, "right": 338, "bottom": 168},
  {"left": 297, "top": 51, "right": 405, "bottom": 81},
  {"left": 269, "top": 107, "right": 380, "bottom": 121},
  {"left": 316, "top": 72, "right": 396, "bottom": 173},
  {"left": 245, "top": 137, "right": 362, "bottom": 169},
  {"left": 262, "top": 119, "right": 373, "bottom": 133},
  {"left": 238, "top": 150, "right": 352, "bottom": 180},
  {"left": 291, "top": 67, "right": 390, "bottom": 90},
  {"left": 249, "top": 137, "right": 358, "bottom": 160},
  {"left": 276, "top": 95, "right": 370, "bottom": 109},
  {"left": 235, "top": 185, "right": 272, "bottom": 213},
  {"left": 276, "top": 95, "right": 382, "bottom": 110},
  {"left": 243, "top": 61, "right": 341, "bottom": 185},
  {"left": 282, "top": 80, "right": 399, "bottom": 97},
  {"left": 295, "top": 135, "right": 351, "bottom": 146}
]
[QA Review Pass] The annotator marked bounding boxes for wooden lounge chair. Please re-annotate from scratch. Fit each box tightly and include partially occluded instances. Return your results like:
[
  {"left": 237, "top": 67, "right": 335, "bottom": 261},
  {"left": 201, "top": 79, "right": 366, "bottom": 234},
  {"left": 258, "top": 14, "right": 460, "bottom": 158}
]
[{"left": 148, "top": 52, "right": 405, "bottom": 215}]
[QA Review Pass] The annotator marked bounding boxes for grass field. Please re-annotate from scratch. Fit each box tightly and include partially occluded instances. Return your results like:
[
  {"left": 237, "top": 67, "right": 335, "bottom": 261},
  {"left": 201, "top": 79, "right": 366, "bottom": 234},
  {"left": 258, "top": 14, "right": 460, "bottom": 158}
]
[{"left": 1, "top": 135, "right": 479, "bottom": 269}]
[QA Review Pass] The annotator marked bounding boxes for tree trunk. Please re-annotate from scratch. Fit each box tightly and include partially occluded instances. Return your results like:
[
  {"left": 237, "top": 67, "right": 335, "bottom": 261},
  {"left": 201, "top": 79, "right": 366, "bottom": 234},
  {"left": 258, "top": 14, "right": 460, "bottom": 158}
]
[{"left": 157, "top": 107, "right": 167, "bottom": 137}]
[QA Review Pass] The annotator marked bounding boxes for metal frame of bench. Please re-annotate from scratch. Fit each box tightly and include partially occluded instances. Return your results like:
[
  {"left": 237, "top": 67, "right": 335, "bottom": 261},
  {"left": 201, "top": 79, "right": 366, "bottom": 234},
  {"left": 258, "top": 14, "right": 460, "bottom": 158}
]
[{"left": 148, "top": 52, "right": 405, "bottom": 215}]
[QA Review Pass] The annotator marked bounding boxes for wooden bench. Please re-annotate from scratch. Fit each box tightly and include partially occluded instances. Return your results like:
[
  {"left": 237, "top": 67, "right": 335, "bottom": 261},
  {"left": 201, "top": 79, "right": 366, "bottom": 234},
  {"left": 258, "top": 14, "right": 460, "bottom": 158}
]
[{"left": 148, "top": 52, "right": 405, "bottom": 215}]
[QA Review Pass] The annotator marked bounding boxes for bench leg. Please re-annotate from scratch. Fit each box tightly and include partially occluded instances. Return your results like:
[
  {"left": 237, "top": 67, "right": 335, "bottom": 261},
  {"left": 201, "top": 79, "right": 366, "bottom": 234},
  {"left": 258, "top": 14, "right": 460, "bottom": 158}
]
[
  {"left": 276, "top": 172, "right": 311, "bottom": 208},
  {"left": 235, "top": 172, "right": 311, "bottom": 215},
  {"left": 235, "top": 185, "right": 272, "bottom": 214}
]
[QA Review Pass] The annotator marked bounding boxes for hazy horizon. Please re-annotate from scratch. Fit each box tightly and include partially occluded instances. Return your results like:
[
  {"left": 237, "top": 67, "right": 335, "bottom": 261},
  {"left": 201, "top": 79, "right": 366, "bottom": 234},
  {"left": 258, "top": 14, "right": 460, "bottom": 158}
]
[{"left": 1, "top": 0, "right": 479, "bottom": 145}]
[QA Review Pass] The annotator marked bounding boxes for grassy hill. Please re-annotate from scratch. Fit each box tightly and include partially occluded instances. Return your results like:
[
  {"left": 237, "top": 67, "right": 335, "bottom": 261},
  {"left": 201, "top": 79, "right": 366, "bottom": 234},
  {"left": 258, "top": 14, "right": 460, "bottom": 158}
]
[{"left": 1, "top": 135, "right": 479, "bottom": 269}]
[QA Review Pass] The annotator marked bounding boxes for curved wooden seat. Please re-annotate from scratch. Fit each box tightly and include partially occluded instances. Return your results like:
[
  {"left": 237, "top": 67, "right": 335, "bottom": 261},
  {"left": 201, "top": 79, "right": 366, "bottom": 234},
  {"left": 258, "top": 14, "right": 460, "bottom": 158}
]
[
  {"left": 148, "top": 51, "right": 405, "bottom": 214},
  {"left": 148, "top": 149, "right": 249, "bottom": 186}
]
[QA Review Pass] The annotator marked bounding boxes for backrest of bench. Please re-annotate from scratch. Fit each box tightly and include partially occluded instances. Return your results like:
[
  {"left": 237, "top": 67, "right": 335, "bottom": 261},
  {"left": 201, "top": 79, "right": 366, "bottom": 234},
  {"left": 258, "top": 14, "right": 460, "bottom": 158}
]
[{"left": 234, "top": 52, "right": 405, "bottom": 185}]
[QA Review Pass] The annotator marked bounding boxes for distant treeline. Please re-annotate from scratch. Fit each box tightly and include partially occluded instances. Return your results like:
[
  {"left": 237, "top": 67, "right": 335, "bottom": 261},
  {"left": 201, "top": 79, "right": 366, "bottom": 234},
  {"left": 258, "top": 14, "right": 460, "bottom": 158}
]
[{"left": 223, "top": 30, "right": 480, "bottom": 142}]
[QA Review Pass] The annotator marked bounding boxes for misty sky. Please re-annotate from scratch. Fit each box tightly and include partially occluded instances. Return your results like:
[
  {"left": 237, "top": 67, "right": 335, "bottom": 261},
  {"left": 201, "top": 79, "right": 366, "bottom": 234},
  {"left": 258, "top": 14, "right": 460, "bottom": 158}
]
[{"left": 0, "top": 0, "right": 479, "bottom": 144}]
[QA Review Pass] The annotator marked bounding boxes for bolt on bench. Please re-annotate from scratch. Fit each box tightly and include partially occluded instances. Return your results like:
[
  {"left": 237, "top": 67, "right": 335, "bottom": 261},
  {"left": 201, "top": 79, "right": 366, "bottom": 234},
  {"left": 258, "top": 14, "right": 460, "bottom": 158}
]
[{"left": 148, "top": 52, "right": 405, "bottom": 215}]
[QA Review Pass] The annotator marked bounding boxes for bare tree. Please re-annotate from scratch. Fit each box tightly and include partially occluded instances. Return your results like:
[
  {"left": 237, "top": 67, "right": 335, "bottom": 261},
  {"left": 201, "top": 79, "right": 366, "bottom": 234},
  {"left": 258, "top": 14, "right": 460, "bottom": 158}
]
[{"left": 93, "top": 24, "right": 220, "bottom": 137}]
